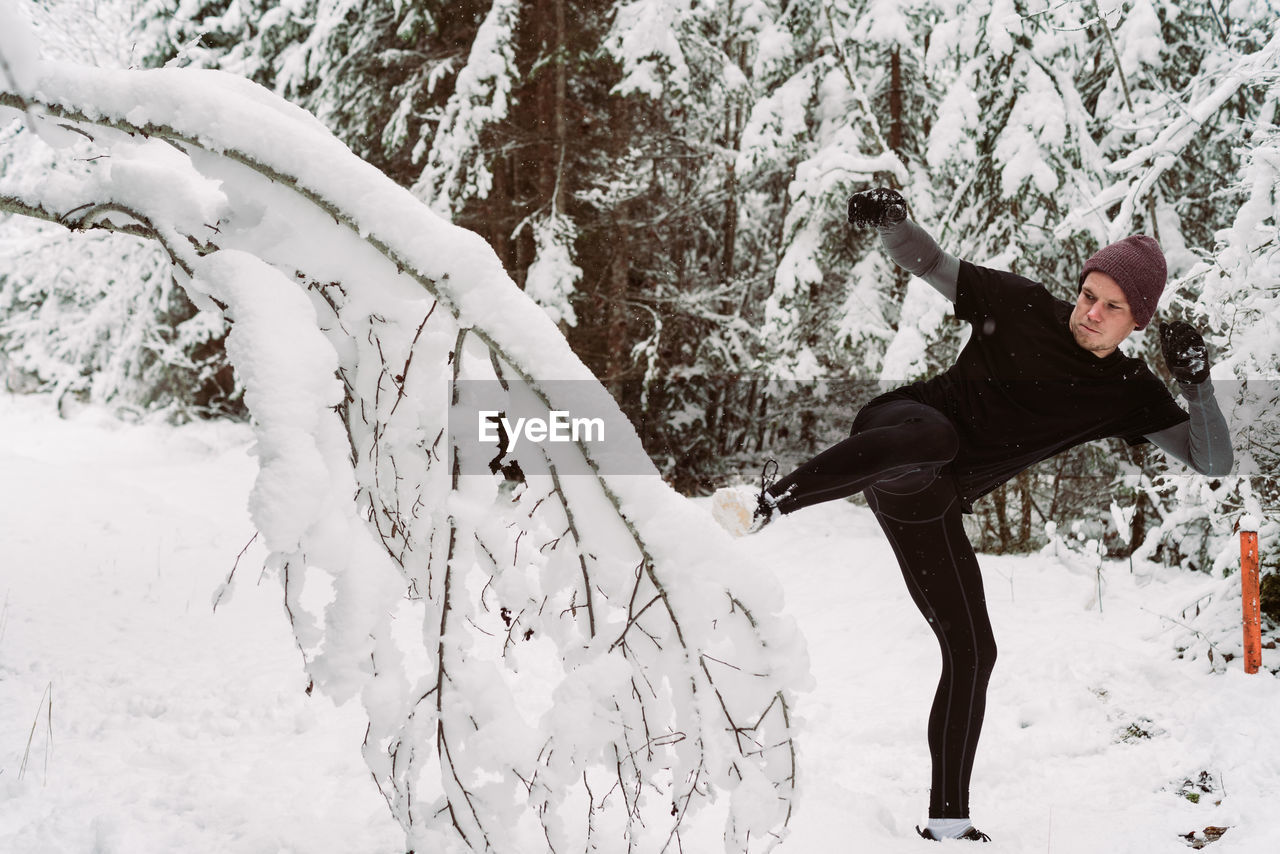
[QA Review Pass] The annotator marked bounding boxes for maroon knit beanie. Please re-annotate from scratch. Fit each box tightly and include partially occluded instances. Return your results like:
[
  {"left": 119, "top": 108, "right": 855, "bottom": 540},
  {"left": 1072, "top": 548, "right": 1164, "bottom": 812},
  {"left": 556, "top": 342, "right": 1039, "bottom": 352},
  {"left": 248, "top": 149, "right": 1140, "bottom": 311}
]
[{"left": 1079, "top": 235, "right": 1166, "bottom": 330}]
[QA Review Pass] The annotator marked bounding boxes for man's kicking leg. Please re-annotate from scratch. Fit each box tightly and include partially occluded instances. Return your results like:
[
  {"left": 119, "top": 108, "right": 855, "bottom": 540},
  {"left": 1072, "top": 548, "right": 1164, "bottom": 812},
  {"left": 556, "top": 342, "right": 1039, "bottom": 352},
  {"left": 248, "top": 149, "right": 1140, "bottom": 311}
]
[{"left": 712, "top": 399, "right": 959, "bottom": 535}]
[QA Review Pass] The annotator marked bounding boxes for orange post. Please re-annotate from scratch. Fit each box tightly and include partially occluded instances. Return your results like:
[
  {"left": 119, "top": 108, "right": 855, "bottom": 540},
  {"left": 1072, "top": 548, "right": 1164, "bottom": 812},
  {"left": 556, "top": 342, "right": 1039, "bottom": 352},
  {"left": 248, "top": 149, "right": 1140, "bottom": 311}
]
[{"left": 1241, "top": 525, "right": 1261, "bottom": 675}]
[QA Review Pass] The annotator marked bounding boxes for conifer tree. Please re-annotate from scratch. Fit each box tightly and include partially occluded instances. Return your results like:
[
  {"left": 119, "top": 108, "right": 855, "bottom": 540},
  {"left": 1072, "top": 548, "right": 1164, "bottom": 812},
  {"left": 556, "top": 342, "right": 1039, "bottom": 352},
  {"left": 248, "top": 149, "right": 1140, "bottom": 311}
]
[{"left": 0, "top": 0, "right": 236, "bottom": 416}]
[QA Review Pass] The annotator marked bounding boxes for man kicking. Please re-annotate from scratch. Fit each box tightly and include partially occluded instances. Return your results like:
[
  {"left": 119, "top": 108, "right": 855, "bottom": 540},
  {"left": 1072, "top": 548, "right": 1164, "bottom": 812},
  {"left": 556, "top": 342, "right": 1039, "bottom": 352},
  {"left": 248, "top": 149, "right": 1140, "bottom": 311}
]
[{"left": 713, "top": 188, "right": 1233, "bottom": 842}]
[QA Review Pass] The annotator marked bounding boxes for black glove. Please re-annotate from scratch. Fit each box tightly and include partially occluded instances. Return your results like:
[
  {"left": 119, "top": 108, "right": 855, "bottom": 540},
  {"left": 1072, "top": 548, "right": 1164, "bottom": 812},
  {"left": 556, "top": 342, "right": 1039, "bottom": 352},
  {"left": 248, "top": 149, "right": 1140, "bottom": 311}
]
[
  {"left": 1159, "top": 320, "right": 1211, "bottom": 384},
  {"left": 847, "top": 187, "right": 908, "bottom": 228}
]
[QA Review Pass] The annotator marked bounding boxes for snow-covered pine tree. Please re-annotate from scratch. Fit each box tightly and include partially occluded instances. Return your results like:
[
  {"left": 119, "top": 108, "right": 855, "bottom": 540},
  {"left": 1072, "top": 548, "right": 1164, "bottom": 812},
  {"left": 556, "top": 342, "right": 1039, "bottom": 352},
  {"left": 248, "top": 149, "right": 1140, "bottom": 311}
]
[
  {"left": 134, "top": 0, "right": 480, "bottom": 188},
  {"left": 687, "top": 1, "right": 925, "bottom": 487},
  {"left": 1063, "top": 6, "right": 1280, "bottom": 568},
  {"left": 923, "top": 0, "right": 1104, "bottom": 290},
  {"left": 132, "top": 0, "right": 597, "bottom": 384},
  {"left": 0, "top": 0, "right": 235, "bottom": 417},
  {"left": 738, "top": 1, "right": 912, "bottom": 385},
  {"left": 592, "top": 0, "right": 807, "bottom": 486},
  {"left": 870, "top": 2, "right": 954, "bottom": 389},
  {"left": 0, "top": 198, "right": 234, "bottom": 416}
]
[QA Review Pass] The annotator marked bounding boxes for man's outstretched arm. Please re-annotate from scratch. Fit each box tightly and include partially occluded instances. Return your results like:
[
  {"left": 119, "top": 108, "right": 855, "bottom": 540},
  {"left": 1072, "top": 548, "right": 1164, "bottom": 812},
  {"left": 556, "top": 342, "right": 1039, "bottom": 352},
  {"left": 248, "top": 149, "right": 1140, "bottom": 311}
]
[
  {"left": 847, "top": 188, "right": 959, "bottom": 302},
  {"left": 1144, "top": 381, "right": 1233, "bottom": 476},
  {"left": 1145, "top": 322, "right": 1233, "bottom": 476},
  {"left": 878, "top": 219, "right": 960, "bottom": 303}
]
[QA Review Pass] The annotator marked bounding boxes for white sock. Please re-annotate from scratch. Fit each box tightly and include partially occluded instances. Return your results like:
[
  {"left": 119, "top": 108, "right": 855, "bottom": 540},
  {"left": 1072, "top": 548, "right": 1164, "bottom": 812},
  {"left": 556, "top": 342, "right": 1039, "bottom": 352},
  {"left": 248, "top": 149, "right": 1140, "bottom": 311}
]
[{"left": 927, "top": 817, "right": 973, "bottom": 839}]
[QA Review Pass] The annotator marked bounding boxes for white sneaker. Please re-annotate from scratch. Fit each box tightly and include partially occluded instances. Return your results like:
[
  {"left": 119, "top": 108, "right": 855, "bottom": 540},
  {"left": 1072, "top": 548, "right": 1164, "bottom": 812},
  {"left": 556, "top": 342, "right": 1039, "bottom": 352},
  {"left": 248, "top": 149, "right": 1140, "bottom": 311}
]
[
  {"left": 711, "top": 484, "right": 777, "bottom": 537},
  {"left": 712, "top": 485, "right": 755, "bottom": 536}
]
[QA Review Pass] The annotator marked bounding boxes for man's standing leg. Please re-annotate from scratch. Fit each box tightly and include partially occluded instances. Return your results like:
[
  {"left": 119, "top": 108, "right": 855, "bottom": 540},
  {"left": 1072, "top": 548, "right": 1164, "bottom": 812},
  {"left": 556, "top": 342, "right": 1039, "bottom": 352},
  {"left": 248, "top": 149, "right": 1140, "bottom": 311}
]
[{"left": 867, "top": 481, "right": 997, "bottom": 839}]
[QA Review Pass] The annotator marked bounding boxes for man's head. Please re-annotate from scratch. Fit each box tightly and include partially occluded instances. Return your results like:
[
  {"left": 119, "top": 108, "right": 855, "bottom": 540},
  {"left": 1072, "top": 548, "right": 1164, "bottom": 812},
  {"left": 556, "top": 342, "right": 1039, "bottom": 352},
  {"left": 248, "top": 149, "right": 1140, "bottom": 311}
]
[
  {"left": 1070, "top": 272, "right": 1138, "bottom": 357},
  {"left": 1070, "top": 235, "right": 1166, "bottom": 357}
]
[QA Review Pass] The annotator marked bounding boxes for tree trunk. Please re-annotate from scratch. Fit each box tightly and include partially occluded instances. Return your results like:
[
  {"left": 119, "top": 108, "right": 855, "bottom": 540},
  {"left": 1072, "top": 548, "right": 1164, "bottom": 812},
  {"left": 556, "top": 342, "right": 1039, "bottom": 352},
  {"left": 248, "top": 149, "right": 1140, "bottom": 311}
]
[
  {"left": 721, "top": 41, "right": 747, "bottom": 290},
  {"left": 605, "top": 229, "right": 630, "bottom": 393},
  {"left": 604, "top": 93, "right": 631, "bottom": 395},
  {"left": 491, "top": 154, "right": 513, "bottom": 278},
  {"left": 992, "top": 484, "right": 1011, "bottom": 553},
  {"left": 722, "top": 158, "right": 738, "bottom": 285},
  {"left": 889, "top": 46, "right": 903, "bottom": 155},
  {"left": 533, "top": 0, "right": 568, "bottom": 215},
  {"left": 1017, "top": 471, "right": 1033, "bottom": 548},
  {"left": 551, "top": 0, "right": 569, "bottom": 216}
]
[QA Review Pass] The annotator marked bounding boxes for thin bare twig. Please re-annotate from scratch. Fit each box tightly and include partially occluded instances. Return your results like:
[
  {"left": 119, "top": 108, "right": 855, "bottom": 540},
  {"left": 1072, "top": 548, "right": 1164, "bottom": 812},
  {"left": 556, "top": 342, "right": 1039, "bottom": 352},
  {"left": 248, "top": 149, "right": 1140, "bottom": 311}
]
[{"left": 213, "top": 531, "right": 259, "bottom": 613}]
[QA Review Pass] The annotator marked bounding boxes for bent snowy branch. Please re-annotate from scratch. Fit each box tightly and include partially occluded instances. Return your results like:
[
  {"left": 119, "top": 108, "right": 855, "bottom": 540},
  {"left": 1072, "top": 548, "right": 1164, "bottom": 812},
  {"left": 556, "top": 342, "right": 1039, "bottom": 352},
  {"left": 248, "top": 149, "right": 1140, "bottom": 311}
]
[
  {"left": 1065, "top": 27, "right": 1280, "bottom": 239},
  {"left": 1, "top": 58, "right": 804, "bottom": 854}
]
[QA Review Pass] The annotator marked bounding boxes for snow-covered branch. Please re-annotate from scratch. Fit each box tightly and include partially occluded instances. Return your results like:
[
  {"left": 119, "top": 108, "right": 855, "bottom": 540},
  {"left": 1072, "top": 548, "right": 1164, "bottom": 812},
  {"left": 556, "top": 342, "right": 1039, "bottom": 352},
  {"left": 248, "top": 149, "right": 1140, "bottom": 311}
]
[{"left": 0, "top": 45, "right": 803, "bottom": 854}]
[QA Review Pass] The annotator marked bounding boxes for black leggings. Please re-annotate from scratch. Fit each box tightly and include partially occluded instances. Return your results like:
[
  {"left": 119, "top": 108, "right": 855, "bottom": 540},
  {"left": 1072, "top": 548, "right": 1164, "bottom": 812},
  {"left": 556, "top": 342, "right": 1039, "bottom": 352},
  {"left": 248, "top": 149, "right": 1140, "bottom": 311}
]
[{"left": 767, "top": 399, "right": 997, "bottom": 819}]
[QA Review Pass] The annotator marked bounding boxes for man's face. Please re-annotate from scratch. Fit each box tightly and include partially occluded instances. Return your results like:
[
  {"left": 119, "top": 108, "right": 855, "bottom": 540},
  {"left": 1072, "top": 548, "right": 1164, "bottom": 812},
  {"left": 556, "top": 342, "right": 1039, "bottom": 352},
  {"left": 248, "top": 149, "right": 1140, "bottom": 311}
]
[{"left": 1069, "top": 271, "right": 1138, "bottom": 358}]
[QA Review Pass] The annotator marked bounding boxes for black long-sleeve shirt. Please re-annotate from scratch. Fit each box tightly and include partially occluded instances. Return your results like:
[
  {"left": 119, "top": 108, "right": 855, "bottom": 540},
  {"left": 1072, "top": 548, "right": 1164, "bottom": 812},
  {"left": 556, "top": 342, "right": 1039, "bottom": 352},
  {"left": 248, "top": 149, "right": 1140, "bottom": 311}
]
[{"left": 872, "top": 219, "right": 1232, "bottom": 505}]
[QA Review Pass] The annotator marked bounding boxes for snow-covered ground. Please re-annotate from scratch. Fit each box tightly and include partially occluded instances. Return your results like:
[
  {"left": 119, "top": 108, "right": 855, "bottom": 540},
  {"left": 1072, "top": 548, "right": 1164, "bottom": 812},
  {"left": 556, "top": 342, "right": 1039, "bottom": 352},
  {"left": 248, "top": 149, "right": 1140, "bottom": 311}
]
[
  {"left": 0, "top": 395, "right": 399, "bottom": 853},
  {"left": 2, "top": 393, "right": 1277, "bottom": 854}
]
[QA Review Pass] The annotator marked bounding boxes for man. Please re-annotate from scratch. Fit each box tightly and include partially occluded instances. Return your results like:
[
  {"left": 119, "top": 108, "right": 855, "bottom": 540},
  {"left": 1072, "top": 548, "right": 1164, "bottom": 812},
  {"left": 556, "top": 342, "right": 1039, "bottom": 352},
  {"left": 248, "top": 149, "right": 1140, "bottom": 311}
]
[{"left": 713, "top": 188, "right": 1233, "bottom": 842}]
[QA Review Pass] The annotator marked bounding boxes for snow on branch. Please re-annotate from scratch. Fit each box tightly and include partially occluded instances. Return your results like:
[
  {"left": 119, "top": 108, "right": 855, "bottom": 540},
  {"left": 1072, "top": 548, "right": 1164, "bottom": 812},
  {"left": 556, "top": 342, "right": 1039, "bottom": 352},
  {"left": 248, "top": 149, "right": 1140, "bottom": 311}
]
[
  {"left": 605, "top": 0, "right": 692, "bottom": 99},
  {"left": 0, "top": 48, "right": 805, "bottom": 854},
  {"left": 415, "top": 0, "right": 522, "bottom": 213},
  {"left": 1064, "top": 26, "right": 1280, "bottom": 241},
  {"left": 1106, "top": 30, "right": 1280, "bottom": 175}
]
